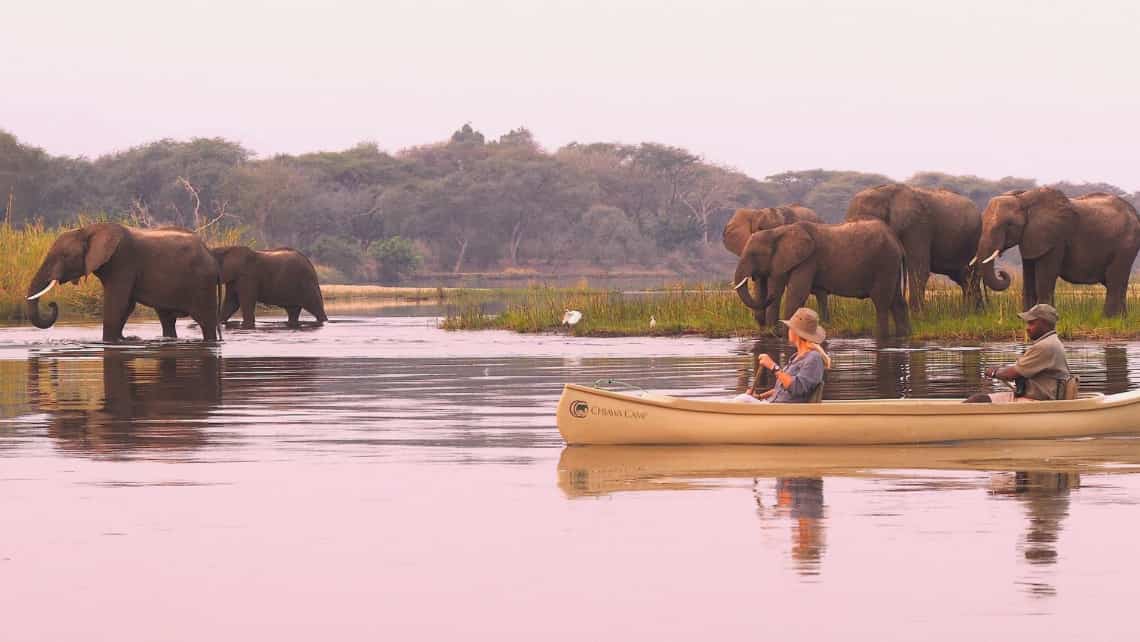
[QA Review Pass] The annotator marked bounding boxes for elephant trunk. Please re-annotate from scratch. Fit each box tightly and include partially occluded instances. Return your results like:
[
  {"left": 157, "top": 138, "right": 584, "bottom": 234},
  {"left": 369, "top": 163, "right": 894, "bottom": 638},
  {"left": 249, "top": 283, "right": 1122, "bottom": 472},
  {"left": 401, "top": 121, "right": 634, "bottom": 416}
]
[
  {"left": 26, "top": 263, "right": 60, "bottom": 329},
  {"left": 974, "top": 229, "right": 1011, "bottom": 291},
  {"left": 733, "top": 264, "right": 762, "bottom": 311},
  {"left": 980, "top": 259, "right": 1012, "bottom": 291}
]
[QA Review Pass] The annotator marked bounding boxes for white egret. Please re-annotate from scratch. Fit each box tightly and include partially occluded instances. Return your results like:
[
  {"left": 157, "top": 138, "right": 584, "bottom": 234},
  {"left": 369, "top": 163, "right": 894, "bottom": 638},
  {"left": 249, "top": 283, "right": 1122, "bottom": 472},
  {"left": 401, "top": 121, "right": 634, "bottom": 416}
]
[
  {"left": 649, "top": 315, "right": 657, "bottom": 329},
  {"left": 562, "top": 309, "right": 582, "bottom": 326}
]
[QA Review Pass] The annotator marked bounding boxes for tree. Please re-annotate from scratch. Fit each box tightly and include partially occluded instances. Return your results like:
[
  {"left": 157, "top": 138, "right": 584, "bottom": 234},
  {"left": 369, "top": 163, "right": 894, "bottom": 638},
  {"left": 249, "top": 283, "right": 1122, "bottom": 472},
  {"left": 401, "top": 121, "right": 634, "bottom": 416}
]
[{"left": 368, "top": 236, "right": 422, "bottom": 283}]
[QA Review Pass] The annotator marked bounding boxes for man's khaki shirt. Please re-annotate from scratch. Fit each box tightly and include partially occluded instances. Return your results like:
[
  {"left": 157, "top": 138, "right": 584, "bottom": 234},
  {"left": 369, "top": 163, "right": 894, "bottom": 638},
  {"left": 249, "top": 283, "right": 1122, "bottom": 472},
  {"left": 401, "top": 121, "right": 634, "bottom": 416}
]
[{"left": 1014, "top": 331, "right": 1071, "bottom": 400}]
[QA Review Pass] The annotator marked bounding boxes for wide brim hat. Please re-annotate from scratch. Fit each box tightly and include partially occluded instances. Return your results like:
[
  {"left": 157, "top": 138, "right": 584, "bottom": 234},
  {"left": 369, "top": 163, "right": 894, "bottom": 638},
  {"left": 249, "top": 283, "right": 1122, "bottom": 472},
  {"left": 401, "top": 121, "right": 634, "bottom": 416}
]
[{"left": 780, "top": 307, "right": 826, "bottom": 343}]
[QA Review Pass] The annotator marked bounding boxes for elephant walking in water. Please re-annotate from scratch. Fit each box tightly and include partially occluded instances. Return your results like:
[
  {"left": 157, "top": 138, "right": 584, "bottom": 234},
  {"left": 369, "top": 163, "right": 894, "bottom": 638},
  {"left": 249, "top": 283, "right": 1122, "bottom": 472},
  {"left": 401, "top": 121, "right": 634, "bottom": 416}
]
[
  {"left": 846, "top": 184, "right": 982, "bottom": 312},
  {"left": 212, "top": 246, "right": 328, "bottom": 328},
  {"left": 26, "top": 223, "right": 221, "bottom": 341},
  {"left": 973, "top": 188, "right": 1140, "bottom": 317},
  {"left": 733, "top": 220, "right": 910, "bottom": 339},
  {"left": 723, "top": 205, "right": 830, "bottom": 327}
]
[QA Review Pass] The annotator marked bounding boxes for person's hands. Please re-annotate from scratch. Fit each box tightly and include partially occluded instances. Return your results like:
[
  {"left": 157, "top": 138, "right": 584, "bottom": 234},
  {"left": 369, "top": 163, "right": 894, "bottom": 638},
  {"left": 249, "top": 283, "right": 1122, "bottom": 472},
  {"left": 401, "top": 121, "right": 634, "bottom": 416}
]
[
  {"left": 984, "top": 367, "right": 998, "bottom": 378},
  {"left": 757, "top": 354, "right": 777, "bottom": 370}
]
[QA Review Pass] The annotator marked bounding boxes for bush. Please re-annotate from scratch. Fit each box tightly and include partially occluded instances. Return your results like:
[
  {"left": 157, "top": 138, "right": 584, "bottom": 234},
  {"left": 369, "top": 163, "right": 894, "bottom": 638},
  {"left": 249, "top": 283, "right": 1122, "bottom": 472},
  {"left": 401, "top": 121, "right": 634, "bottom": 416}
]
[
  {"left": 367, "top": 236, "right": 423, "bottom": 283},
  {"left": 309, "top": 235, "right": 364, "bottom": 280}
]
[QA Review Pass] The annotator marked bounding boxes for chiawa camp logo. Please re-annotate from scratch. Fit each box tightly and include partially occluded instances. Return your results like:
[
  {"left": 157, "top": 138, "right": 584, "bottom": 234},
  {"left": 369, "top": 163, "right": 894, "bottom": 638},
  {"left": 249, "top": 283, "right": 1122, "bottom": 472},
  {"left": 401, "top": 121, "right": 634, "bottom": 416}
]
[{"left": 569, "top": 400, "right": 589, "bottom": 418}]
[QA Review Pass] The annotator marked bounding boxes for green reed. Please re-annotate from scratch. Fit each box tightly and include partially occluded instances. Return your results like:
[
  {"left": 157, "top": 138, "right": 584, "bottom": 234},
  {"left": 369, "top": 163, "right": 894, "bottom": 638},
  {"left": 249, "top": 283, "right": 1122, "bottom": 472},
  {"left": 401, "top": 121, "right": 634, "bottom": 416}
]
[{"left": 441, "top": 281, "right": 1140, "bottom": 340}]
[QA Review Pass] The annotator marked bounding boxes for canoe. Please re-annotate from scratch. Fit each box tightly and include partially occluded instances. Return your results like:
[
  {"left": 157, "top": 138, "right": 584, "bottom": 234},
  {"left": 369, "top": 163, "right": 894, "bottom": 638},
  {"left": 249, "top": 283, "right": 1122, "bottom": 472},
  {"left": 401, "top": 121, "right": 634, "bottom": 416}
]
[
  {"left": 556, "top": 383, "right": 1140, "bottom": 446},
  {"left": 557, "top": 439, "right": 1140, "bottom": 497}
]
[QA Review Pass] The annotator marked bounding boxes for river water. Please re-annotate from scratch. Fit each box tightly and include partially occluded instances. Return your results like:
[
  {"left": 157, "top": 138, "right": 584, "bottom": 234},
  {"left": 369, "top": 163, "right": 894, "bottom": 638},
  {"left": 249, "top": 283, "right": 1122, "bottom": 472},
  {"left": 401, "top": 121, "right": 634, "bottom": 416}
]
[{"left": 2, "top": 311, "right": 1139, "bottom": 640}]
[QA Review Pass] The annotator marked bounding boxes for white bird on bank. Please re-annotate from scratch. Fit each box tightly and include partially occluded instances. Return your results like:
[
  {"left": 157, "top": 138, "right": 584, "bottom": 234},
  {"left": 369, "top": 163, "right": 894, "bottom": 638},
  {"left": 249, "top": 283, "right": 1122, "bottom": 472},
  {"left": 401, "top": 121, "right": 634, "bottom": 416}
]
[
  {"left": 562, "top": 309, "right": 582, "bottom": 326},
  {"left": 649, "top": 315, "right": 657, "bottom": 329}
]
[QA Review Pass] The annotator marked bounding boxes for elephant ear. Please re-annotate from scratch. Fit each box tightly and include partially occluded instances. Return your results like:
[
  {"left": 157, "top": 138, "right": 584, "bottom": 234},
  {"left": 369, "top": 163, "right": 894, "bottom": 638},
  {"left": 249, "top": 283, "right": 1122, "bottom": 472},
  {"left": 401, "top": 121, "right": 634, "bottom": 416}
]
[
  {"left": 84, "top": 223, "right": 125, "bottom": 274},
  {"left": 1019, "top": 188, "right": 1077, "bottom": 260},
  {"left": 723, "top": 208, "right": 760, "bottom": 256},
  {"left": 772, "top": 224, "right": 816, "bottom": 275},
  {"left": 215, "top": 246, "right": 253, "bottom": 282},
  {"left": 884, "top": 185, "right": 927, "bottom": 234}
]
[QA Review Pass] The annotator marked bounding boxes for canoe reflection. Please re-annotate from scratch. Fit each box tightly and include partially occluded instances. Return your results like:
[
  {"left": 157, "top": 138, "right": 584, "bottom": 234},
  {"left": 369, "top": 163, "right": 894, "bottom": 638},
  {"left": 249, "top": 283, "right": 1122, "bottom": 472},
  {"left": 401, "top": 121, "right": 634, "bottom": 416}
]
[
  {"left": 28, "top": 345, "right": 222, "bottom": 458},
  {"left": 557, "top": 441, "right": 1140, "bottom": 497}
]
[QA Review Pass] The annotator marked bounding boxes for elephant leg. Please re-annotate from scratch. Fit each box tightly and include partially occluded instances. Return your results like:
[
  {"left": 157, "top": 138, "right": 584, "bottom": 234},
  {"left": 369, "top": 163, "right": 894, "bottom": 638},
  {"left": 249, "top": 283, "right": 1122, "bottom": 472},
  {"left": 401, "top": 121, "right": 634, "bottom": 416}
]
[
  {"left": 286, "top": 306, "right": 302, "bottom": 327},
  {"left": 1034, "top": 251, "right": 1062, "bottom": 307},
  {"left": 781, "top": 267, "right": 814, "bottom": 321},
  {"left": 1021, "top": 260, "right": 1037, "bottom": 311},
  {"left": 905, "top": 243, "right": 931, "bottom": 313},
  {"left": 219, "top": 286, "right": 240, "bottom": 324},
  {"left": 890, "top": 288, "right": 911, "bottom": 337},
  {"left": 305, "top": 287, "right": 329, "bottom": 324},
  {"left": 814, "top": 291, "right": 830, "bottom": 322},
  {"left": 157, "top": 309, "right": 178, "bottom": 338},
  {"left": 1103, "top": 254, "right": 1134, "bottom": 317},
  {"left": 238, "top": 281, "right": 258, "bottom": 329},
  {"left": 189, "top": 289, "right": 219, "bottom": 341},
  {"left": 101, "top": 279, "right": 135, "bottom": 342},
  {"left": 766, "top": 275, "right": 789, "bottom": 328}
]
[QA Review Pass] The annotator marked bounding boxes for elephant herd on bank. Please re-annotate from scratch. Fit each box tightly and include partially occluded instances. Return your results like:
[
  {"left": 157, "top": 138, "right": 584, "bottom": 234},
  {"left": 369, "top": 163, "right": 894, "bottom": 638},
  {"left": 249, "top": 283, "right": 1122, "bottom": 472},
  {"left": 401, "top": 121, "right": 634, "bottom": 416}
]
[
  {"left": 25, "top": 222, "right": 328, "bottom": 342},
  {"left": 726, "top": 184, "right": 1140, "bottom": 337}
]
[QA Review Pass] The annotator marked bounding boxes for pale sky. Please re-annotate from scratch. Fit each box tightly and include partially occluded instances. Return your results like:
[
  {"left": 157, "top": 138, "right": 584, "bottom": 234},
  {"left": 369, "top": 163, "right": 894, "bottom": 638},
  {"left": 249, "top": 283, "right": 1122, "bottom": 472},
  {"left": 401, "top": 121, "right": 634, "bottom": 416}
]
[{"left": 4, "top": 0, "right": 1139, "bottom": 189}]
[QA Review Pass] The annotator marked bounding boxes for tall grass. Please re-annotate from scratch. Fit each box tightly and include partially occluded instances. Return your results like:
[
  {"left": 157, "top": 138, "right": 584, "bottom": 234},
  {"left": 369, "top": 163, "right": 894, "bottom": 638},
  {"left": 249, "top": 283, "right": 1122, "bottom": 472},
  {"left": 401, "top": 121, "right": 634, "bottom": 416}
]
[
  {"left": 0, "top": 221, "right": 252, "bottom": 323},
  {"left": 441, "top": 282, "right": 1140, "bottom": 340}
]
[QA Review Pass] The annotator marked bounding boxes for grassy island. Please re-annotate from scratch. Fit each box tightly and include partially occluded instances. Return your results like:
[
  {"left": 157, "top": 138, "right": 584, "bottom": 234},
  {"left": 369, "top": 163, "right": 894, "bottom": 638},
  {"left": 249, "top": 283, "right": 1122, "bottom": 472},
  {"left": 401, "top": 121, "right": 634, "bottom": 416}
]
[{"left": 440, "top": 283, "right": 1140, "bottom": 341}]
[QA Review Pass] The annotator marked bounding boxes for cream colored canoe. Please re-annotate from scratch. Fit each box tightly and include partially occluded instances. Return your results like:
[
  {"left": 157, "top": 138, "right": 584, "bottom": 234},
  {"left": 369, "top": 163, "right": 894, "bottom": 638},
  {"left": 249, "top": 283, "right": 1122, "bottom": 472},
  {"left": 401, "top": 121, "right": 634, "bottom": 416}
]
[{"left": 556, "top": 383, "right": 1140, "bottom": 446}]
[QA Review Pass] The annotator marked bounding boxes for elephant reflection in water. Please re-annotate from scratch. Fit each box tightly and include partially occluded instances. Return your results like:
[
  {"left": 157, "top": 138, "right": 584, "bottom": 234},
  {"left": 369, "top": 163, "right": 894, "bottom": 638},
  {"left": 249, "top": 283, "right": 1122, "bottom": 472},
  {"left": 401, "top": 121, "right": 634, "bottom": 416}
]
[
  {"left": 28, "top": 346, "right": 222, "bottom": 456},
  {"left": 755, "top": 477, "right": 826, "bottom": 575},
  {"left": 989, "top": 471, "right": 1079, "bottom": 597},
  {"left": 1104, "top": 346, "right": 1130, "bottom": 395}
]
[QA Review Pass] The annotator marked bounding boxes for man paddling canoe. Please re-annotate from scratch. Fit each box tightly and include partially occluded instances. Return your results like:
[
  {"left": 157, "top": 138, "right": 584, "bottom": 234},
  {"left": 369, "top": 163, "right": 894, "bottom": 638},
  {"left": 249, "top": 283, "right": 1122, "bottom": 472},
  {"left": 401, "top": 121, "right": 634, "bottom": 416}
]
[
  {"left": 965, "top": 304, "right": 1072, "bottom": 403},
  {"left": 734, "top": 307, "right": 830, "bottom": 403}
]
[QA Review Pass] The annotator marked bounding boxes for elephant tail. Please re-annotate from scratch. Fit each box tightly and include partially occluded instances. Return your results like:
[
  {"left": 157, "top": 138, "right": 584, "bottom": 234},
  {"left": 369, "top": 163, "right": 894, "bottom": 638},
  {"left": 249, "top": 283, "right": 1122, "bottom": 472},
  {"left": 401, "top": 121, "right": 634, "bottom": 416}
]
[
  {"left": 216, "top": 279, "right": 224, "bottom": 341},
  {"left": 899, "top": 254, "right": 909, "bottom": 305}
]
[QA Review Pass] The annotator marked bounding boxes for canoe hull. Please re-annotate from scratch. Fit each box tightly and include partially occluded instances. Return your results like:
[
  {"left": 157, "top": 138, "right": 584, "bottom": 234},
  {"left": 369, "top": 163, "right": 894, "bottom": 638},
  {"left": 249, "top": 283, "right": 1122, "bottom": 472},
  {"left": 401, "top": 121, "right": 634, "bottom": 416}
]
[{"left": 556, "top": 384, "right": 1140, "bottom": 446}]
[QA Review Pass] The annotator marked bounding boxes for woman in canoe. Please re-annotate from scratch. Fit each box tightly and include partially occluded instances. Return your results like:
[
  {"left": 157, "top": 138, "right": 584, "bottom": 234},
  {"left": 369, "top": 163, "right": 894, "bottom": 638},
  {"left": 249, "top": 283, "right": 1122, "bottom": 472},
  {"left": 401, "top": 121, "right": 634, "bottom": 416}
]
[{"left": 734, "top": 307, "right": 830, "bottom": 403}]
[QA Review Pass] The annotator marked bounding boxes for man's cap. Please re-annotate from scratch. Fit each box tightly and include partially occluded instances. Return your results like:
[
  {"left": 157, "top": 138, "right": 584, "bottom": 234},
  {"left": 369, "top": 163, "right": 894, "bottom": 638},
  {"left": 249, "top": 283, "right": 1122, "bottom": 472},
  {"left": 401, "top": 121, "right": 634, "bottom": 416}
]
[
  {"left": 780, "top": 307, "right": 826, "bottom": 343},
  {"left": 1017, "top": 303, "right": 1059, "bottom": 324}
]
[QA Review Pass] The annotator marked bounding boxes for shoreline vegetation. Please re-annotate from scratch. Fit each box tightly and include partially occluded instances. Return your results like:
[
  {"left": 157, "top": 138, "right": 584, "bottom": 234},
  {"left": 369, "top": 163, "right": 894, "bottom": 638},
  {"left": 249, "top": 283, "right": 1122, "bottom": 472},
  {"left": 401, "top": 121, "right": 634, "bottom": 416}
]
[
  {"left": 6, "top": 223, "right": 1140, "bottom": 340},
  {"left": 440, "top": 282, "right": 1140, "bottom": 341}
]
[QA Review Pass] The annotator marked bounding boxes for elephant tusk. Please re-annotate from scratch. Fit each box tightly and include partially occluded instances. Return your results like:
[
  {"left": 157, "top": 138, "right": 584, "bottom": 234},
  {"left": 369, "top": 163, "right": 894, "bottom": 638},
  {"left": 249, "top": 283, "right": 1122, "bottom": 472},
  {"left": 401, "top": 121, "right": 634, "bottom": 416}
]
[
  {"left": 27, "top": 279, "right": 58, "bottom": 301},
  {"left": 733, "top": 277, "right": 750, "bottom": 290},
  {"left": 968, "top": 256, "right": 978, "bottom": 267},
  {"left": 981, "top": 250, "right": 1000, "bottom": 265}
]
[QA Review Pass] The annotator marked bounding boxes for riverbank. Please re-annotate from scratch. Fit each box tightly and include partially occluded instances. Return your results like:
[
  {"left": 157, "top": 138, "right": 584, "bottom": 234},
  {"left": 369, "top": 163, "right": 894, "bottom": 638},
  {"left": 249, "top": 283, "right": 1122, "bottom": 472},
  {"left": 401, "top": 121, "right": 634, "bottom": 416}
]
[{"left": 440, "top": 284, "right": 1140, "bottom": 341}]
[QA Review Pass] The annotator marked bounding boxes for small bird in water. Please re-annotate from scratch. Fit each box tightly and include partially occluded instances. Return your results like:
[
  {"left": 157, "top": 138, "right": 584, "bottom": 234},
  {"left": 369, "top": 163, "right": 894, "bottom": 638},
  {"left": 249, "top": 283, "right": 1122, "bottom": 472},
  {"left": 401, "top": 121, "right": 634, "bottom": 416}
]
[
  {"left": 649, "top": 315, "right": 657, "bottom": 329},
  {"left": 562, "top": 309, "right": 582, "bottom": 326}
]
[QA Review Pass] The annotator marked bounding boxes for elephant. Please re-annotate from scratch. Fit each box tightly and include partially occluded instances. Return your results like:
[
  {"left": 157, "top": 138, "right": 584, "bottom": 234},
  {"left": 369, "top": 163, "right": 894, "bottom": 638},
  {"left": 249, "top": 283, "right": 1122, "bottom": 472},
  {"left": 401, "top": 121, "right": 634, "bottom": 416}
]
[
  {"left": 972, "top": 188, "right": 1140, "bottom": 317},
  {"left": 723, "top": 205, "right": 829, "bottom": 326},
  {"left": 846, "top": 184, "right": 982, "bottom": 312},
  {"left": 211, "top": 246, "right": 328, "bottom": 328},
  {"left": 734, "top": 220, "right": 910, "bottom": 338},
  {"left": 26, "top": 223, "right": 221, "bottom": 341}
]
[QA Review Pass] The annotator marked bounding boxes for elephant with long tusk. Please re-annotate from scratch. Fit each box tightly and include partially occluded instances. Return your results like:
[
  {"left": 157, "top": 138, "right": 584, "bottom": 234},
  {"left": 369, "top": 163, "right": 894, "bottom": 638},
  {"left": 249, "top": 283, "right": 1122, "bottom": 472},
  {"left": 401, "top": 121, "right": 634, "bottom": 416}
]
[
  {"left": 26, "top": 222, "right": 222, "bottom": 341},
  {"left": 973, "top": 188, "right": 1140, "bottom": 316}
]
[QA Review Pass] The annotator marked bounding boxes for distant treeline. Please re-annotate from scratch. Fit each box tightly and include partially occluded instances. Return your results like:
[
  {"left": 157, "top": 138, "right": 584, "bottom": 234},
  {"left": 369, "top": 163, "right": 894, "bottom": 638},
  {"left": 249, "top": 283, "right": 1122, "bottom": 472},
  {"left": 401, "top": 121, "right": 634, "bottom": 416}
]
[{"left": 2, "top": 125, "right": 1137, "bottom": 282}]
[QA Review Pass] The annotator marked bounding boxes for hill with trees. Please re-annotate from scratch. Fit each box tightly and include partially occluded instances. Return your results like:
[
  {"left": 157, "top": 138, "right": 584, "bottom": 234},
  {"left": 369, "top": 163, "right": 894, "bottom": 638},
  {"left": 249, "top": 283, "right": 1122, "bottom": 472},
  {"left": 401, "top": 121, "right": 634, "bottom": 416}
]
[{"left": 2, "top": 125, "right": 1136, "bottom": 283}]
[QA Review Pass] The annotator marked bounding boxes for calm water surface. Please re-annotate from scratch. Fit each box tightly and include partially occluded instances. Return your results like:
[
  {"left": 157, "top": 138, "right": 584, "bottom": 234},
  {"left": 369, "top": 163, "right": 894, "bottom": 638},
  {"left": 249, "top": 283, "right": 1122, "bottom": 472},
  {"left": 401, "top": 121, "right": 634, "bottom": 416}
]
[{"left": 2, "top": 311, "right": 1140, "bottom": 640}]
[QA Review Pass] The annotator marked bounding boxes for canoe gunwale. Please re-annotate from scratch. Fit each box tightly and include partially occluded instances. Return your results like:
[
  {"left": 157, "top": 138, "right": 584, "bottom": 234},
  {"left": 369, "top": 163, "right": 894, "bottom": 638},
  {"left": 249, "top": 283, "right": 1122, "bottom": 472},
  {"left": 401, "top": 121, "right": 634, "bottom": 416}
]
[{"left": 563, "top": 383, "right": 1138, "bottom": 417}]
